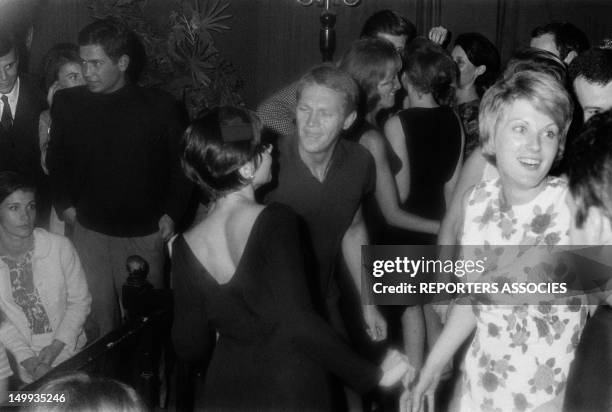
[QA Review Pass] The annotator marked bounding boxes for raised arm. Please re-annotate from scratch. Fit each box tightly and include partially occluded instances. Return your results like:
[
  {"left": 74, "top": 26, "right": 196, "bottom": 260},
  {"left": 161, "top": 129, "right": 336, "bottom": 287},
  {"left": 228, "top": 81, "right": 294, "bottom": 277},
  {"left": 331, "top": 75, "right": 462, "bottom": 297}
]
[
  {"left": 360, "top": 130, "right": 439, "bottom": 234},
  {"left": 410, "top": 303, "right": 477, "bottom": 412},
  {"left": 438, "top": 149, "right": 488, "bottom": 247},
  {"left": 443, "top": 112, "right": 466, "bottom": 208}
]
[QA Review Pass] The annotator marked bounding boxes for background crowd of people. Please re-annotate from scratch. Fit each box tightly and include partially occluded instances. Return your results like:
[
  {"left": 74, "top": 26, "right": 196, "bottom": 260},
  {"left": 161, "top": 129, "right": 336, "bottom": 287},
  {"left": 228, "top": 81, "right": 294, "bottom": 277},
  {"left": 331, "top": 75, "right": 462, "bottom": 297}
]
[{"left": 0, "top": 5, "right": 611, "bottom": 412}]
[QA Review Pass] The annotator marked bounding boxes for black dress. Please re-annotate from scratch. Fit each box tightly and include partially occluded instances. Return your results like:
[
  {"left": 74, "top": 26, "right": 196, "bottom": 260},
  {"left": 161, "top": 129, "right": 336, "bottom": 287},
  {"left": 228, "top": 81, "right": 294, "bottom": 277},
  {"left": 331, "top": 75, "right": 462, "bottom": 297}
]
[
  {"left": 387, "top": 107, "right": 462, "bottom": 245},
  {"left": 172, "top": 203, "right": 381, "bottom": 411}
]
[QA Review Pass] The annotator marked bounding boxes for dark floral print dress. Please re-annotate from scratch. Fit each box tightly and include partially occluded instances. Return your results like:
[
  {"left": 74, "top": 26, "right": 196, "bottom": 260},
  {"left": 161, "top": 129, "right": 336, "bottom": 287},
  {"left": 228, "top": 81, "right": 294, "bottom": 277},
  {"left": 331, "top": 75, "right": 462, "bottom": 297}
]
[
  {"left": 458, "top": 177, "right": 587, "bottom": 412},
  {"left": 2, "top": 251, "right": 52, "bottom": 335}
]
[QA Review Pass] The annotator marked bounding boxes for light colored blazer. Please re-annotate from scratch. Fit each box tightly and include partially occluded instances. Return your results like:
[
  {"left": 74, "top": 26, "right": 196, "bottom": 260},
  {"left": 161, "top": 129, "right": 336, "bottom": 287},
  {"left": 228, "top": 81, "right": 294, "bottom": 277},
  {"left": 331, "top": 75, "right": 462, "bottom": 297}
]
[{"left": 0, "top": 228, "right": 91, "bottom": 366}]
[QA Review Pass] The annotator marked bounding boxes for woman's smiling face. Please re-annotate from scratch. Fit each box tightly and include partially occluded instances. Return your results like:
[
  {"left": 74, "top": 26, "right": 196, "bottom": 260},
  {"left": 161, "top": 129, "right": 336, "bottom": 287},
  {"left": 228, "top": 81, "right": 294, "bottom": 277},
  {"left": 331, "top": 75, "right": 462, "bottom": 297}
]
[{"left": 488, "top": 98, "right": 560, "bottom": 200}]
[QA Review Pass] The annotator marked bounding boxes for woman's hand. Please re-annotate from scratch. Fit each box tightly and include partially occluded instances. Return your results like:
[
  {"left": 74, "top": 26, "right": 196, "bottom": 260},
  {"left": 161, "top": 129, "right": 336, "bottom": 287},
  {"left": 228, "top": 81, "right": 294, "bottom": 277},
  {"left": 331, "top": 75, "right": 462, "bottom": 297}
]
[
  {"left": 379, "top": 349, "right": 415, "bottom": 388},
  {"left": 409, "top": 367, "right": 440, "bottom": 412},
  {"left": 20, "top": 356, "right": 51, "bottom": 381},
  {"left": 38, "top": 339, "right": 65, "bottom": 366}
]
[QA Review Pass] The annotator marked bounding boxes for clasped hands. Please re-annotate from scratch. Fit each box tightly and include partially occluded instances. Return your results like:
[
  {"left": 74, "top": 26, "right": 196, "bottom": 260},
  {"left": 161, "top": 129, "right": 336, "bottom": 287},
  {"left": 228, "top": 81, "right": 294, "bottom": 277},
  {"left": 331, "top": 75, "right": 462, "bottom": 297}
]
[{"left": 21, "top": 339, "right": 65, "bottom": 381}]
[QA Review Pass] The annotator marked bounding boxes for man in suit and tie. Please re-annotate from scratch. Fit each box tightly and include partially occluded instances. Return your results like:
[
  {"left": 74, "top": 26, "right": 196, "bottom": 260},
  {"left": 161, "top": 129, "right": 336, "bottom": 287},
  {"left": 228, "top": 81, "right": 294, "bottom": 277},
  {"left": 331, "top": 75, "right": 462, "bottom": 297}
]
[{"left": 0, "top": 29, "right": 48, "bottom": 225}]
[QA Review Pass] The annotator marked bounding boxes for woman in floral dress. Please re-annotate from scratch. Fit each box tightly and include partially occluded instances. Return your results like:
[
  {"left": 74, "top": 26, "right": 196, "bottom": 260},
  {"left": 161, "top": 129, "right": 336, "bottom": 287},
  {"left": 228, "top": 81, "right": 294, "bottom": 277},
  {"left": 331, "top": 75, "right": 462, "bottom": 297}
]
[{"left": 408, "top": 71, "right": 586, "bottom": 412}]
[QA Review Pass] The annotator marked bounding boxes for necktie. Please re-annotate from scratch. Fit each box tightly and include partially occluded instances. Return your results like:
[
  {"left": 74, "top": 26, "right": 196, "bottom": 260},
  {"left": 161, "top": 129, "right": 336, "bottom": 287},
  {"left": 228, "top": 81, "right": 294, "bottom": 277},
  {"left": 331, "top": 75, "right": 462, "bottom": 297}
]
[{"left": 1, "top": 95, "right": 13, "bottom": 130}]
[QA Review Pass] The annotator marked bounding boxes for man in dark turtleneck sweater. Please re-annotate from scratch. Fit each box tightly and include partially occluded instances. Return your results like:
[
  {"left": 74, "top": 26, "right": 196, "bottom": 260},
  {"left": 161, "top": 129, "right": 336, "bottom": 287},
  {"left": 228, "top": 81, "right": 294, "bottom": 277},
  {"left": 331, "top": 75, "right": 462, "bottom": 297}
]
[{"left": 47, "top": 18, "right": 191, "bottom": 337}]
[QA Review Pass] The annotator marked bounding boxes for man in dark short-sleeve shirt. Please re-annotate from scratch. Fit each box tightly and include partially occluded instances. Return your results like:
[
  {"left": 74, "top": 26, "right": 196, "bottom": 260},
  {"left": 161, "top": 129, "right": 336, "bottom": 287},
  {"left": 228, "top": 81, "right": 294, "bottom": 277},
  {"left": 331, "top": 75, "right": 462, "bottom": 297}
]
[{"left": 262, "top": 64, "right": 386, "bottom": 342}]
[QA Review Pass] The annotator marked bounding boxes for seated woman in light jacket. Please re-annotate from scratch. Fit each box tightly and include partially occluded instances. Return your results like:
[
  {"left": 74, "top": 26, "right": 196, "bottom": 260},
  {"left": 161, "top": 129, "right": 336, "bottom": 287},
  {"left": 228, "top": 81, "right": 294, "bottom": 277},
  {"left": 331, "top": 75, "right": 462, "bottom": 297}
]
[{"left": 0, "top": 171, "right": 91, "bottom": 383}]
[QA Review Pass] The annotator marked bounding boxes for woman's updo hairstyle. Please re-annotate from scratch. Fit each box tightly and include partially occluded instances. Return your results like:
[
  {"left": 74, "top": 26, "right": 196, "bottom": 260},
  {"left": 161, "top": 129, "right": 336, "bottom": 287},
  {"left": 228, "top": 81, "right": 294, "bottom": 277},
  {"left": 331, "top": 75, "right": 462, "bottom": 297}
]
[
  {"left": 402, "top": 39, "right": 458, "bottom": 106},
  {"left": 454, "top": 32, "right": 500, "bottom": 97},
  {"left": 0, "top": 171, "right": 36, "bottom": 205},
  {"left": 180, "top": 106, "right": 263, "bottom": 203}
]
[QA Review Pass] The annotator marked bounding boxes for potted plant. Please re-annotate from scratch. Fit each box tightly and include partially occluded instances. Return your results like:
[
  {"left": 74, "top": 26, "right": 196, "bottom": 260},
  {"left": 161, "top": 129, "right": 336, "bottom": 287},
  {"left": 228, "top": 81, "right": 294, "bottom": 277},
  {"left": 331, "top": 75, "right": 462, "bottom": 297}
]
[{"left": 88, "top": 0, "right": 244, "bottom": 119}]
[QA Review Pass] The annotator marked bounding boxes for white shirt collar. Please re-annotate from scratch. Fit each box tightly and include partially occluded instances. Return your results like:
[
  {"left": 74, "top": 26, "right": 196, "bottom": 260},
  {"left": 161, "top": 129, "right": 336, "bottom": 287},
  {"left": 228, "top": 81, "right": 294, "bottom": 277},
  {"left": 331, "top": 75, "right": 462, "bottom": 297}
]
[{"left": 1, "top": 77, "right": 20, "bottom": 115}]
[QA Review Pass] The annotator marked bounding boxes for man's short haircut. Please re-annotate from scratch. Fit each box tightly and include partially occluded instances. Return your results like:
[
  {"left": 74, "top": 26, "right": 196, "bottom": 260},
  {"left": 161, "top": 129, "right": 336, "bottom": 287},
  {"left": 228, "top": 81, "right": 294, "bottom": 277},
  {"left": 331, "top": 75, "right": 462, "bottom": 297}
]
[
  {"left": 454, "top": 32, "right": 500, "bottom": 97},
  {"left": 0, "top": 28, "right": 15, "bottom": 58},
  {"left": 78, "top": 18, "right": 134, "bottom": 62},
  {"left": 531, "top": 21, "right": 590, "bottom": 61},
  {"left": 339, "top": 38, "right": 401, "bottom": 114},
  {"left": 40, "top": 43, "right": 82, "bottom": 91},
  {"left": 567, "top": 110, "right": 612, "bottom": 227},
  {"left": 360, "top": 10, "right": 417, "bottom": 43},
  {"left": 479, "top": 70, "right": 573, "bottom": 162},
  {"left": 504, "top": 47, "right": 567, "bottom": 86},
  {"left": 568, "top": 48, "right": 612, "bottom": 85},
  {"left": 296, "top": 64, "right": 359, "bottom": 115}
]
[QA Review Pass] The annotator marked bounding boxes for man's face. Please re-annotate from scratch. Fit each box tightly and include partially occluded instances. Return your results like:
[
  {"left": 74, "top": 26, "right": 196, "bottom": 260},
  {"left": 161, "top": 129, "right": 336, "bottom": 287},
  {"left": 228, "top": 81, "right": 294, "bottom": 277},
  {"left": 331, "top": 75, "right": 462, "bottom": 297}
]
[
  {"left": 573, "top": 76, "right": 612, "bottom": 122},
  {"left": 530, "top": 33, "right": 559, "bottom": 57},
  {"left": 79, "top": 44, "right": 127, "bottom": 94},
  {"left": 376, "top": 33, "right": 408, "bottom": 54},
  {"left": 296, "top": 84, "right": 355, "bottom": 156},
  {"left": 0, "top": 49, "right": 19, "bottom": 95}
]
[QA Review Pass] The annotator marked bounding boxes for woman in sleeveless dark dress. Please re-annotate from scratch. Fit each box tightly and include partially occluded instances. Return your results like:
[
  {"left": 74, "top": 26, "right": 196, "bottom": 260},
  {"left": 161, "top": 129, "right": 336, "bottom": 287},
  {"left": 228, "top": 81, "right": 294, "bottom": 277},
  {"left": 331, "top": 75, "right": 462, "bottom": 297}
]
[
  {"left": 171, "top": 107, "right": 413, "bottom": 411},
  {"left": 384, "top": 41, "right": 464, "bottom": 375}
]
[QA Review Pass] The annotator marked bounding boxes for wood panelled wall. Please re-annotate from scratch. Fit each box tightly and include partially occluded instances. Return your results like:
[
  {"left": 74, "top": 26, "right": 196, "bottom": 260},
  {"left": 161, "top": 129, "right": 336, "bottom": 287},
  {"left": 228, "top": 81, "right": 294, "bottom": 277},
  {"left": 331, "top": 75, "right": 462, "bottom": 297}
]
[{"left": 21, "top": 0, "right": 612, "bottom": 108}]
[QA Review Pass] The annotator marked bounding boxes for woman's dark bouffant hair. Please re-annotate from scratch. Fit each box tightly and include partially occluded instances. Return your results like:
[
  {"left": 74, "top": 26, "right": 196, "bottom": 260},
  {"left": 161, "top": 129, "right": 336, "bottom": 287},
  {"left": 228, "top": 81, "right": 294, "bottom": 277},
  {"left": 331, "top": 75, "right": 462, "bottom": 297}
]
[
  {"left": 180, "top": 106, "right": 263, "bottom": 204},
  {"left": 402, "top": 40, "right": 458, "bottom": 106},
  {"left": 454, "top": 32, "right": 500, "bottom": 97},
  {"left": 0, "top": 171, "right": 36, "bottom": 205},
  {"left": 40, "top": 43, "right": 81, "bottom": 92}
]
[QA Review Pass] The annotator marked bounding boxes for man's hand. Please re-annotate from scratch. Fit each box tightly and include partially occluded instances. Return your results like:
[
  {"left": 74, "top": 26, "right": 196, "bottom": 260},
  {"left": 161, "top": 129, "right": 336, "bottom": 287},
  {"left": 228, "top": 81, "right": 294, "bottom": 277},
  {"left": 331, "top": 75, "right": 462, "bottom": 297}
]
[
  {"left": 363, "top": 305, "right": 387, "bottom": 341},
  {"left": 158, "top": 214, "right": 175, "bottom": 242},
  {"left": 62, "top": 207, "right": 77, "bottom": 226},
  {"left": 428, "top": 26, "right": 449, "bottom": 45},
  {"left": 38, "top": 339, "right": 65, "bottom": 366}
]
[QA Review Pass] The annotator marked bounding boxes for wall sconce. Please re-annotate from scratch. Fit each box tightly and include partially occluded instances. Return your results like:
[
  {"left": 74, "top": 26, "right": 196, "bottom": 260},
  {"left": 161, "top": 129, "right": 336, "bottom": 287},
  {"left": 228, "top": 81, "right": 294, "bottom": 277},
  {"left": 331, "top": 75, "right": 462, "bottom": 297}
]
[{"left": 298, "top": 0, "right": 361, "bottom": 62}]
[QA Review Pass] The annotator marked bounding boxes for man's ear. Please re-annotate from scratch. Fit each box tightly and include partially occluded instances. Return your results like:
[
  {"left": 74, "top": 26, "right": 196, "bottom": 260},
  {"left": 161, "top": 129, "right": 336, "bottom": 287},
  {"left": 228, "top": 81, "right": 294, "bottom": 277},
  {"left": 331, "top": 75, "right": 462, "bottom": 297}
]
[
  {"left": 564, "top": 50, "right": 578, "bottom": 65},
  {"left": 342, "top": 110, "right": 357, "bottom": 130},
  {"left": 475, "top": 65, "right": 487, "bottom": 77},
  {"left": 117, "top": 55, "right": 130, "bottom": 73}
]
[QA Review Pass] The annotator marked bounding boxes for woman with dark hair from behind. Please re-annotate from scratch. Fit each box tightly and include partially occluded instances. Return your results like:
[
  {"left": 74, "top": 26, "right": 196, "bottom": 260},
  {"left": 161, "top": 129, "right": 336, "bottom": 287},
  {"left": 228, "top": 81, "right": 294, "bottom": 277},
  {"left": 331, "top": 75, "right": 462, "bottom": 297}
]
[
  {"left": 452, "top": 33, "right": 500, "bottom": 158},
  {"left": 171, "top": 107, "right": 412, "bottom": 411},
  {"left": 383, "top": 41, "right": 464, "bottom": 376},
  {"left": 23, "top": 372, "right": 146, "bottom": 412}
]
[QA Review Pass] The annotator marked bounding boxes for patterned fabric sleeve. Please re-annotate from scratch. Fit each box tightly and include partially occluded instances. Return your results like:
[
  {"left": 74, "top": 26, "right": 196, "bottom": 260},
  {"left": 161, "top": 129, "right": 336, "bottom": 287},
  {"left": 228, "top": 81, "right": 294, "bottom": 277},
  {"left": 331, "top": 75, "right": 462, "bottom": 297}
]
[{"left": 256, "top": 82, "right": 298, "bottom": 140}]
